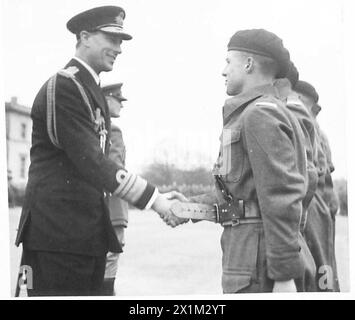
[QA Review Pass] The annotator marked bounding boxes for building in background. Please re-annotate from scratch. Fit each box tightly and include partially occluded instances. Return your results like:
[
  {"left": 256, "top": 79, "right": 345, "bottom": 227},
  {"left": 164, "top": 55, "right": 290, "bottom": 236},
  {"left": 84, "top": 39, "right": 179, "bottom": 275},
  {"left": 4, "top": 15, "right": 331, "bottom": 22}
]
[{"left": 5, "top": 97, "right": 31, "bottom": 188}]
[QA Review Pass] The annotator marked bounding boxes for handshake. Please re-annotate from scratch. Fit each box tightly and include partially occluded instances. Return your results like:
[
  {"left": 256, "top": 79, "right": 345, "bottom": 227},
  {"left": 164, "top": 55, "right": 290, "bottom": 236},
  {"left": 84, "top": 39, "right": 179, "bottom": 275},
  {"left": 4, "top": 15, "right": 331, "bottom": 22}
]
[{"left": 151, "top": 191, "right": 190, "bottom": 228}]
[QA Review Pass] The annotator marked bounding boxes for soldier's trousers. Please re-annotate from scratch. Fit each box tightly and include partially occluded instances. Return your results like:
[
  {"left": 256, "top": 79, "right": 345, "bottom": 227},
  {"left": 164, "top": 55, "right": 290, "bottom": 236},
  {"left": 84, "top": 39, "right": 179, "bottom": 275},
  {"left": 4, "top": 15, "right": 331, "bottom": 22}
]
[
  {"left": 221, "top": 223, "right": 316, "bottom": 293},
  {"left": 22, "top": 248, "right": 106, "bottom": 296},
  {"left": 304, "top": 192, "right": 340, "bottom": 291}
]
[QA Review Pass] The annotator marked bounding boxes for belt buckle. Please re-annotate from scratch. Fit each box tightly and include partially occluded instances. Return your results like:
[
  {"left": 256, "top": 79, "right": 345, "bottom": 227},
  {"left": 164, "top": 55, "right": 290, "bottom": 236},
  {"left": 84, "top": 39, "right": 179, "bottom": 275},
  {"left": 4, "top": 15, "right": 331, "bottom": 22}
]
[{"left": 231, "top": 202, "right": 241, "bottom": 226}]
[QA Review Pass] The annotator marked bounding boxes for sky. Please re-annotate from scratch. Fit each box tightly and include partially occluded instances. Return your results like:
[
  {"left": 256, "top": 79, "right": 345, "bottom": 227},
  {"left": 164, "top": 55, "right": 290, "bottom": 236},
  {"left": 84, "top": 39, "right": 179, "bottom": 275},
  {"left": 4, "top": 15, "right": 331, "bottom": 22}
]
[
  {"left": 1, "top": 0, "right": 349, "bottom": 179},
  {"left": 1, "top": 0, "right": 355, "bottom": 299}
]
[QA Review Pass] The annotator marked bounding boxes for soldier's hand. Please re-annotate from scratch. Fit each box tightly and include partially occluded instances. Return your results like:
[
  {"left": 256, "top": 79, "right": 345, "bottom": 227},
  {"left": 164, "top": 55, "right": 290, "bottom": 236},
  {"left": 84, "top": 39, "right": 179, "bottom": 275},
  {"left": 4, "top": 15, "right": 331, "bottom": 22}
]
[
  {"left": 163, "top": 208, "right": 189, "bottom": 228},
  {"left": 152, "top": 194, "right": 189, "bottom": 227},
  {"left": 272, "top": 279, "right": 297, "bottom": 293},
  {"left": 162, "top": 191, "right": 189, "bottom": 202}
]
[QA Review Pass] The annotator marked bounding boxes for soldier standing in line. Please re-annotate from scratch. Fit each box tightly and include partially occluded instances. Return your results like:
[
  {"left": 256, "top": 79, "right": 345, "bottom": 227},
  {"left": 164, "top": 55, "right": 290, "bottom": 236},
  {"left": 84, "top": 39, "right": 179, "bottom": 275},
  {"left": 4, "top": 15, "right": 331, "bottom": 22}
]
[
  {"left": 318, "top": 127, "right": 340, "bottom": 292},
  {"left": 172, "top": 29, "right": 316, "bottom": 293},
  {"left": 294, "top": 80, "right": 340, "bottom": 291},
  {"left": 273, "top": 63, "right": 318, "bottom": 214},
  {"left": 101, "top": 83, "right": 129, "bottom": 295}
]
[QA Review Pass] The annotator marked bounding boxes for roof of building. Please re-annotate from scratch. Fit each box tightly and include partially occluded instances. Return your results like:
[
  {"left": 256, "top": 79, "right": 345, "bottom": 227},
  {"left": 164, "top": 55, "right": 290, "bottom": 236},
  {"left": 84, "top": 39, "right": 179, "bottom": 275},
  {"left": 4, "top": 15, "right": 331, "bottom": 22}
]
[{"left": 5, "top": 97, "right": 31, "bottom": 116}]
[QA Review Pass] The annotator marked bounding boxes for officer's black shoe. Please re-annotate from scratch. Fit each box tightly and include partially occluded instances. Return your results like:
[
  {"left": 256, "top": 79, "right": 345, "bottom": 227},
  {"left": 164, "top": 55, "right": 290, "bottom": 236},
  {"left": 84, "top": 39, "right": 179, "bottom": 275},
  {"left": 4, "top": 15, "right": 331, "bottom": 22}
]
[{"left": 101, "top": 278, "right": 116, "bottom": 296}]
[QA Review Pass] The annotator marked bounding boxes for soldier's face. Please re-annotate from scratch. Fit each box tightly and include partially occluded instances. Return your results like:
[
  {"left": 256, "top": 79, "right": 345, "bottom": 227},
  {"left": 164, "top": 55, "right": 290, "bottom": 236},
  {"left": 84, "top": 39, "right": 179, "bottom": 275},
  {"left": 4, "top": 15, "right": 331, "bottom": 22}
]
[
  {"left": 106, "top": 96, "right": 124, "bottom": 118},
  {"left": 85, "top": 31, "right": 123, "bottom": 73},
  {"left": 298, "top": 93, "right": 317, "bottom": 116},
  {"left": 222, "top": 51, "right": 247, "bottom": 96}
]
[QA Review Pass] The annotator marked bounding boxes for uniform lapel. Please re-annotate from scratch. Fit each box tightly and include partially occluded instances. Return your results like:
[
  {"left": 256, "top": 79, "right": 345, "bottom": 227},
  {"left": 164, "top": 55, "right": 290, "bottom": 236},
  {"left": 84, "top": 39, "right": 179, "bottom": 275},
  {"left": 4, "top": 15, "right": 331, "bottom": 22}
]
[
  {"left": 64, "top": 59, "right": 109, "bottom": 118},
  {"left": 64, "top": 59, "right": 112, "bottom": 154}
]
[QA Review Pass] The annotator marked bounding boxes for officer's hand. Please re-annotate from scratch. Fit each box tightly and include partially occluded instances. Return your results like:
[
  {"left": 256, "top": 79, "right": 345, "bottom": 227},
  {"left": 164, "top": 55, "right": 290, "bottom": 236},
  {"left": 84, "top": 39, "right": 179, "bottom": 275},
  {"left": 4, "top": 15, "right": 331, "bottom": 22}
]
[
  {"left": 152, "top": 194, "right": 189, "bottom": 227},
  {"left": 272, "top": 279, "right": 297, "bottom": 293},
  {"left": 162, "top": 191, "right": 189, "bottom": 202}
]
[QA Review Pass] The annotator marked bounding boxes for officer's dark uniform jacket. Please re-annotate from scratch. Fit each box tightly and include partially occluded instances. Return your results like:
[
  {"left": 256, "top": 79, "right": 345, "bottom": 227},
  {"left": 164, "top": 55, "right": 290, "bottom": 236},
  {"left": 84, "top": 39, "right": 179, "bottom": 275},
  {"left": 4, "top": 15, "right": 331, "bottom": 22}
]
[
  {"left": 15, "top": 59, "right": 152, "bottom": 256},
  {"left": 192, "top": 84, "right": 316, "bottom": 293}
]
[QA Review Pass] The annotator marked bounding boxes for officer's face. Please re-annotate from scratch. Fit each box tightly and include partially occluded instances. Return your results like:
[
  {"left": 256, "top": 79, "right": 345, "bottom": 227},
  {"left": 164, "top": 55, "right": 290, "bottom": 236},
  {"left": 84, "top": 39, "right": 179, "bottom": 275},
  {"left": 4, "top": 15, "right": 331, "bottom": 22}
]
[
  {"left": 222, "top": 51, "right": 247, "bottom": 96},
  {"left": 106, "top": 96, "right": 124, "bottom": 118},
  {"left": 85, "top": 31, "right": 123, "bottom": 73}
]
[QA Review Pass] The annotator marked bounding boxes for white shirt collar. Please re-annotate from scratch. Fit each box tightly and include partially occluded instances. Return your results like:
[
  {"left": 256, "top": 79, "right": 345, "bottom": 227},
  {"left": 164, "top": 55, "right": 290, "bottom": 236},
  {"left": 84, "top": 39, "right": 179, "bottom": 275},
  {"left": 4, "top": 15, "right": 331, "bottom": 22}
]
[{"left": 73, "top": 56, "right": 100, "bottom": 85}]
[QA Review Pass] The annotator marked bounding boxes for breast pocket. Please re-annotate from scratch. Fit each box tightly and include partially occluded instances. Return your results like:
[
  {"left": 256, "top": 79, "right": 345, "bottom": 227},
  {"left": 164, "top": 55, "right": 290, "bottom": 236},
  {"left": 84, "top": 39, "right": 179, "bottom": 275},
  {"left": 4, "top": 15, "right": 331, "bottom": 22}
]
[{"left": 217, "top": 128, "right": 244, "bottom": 182}]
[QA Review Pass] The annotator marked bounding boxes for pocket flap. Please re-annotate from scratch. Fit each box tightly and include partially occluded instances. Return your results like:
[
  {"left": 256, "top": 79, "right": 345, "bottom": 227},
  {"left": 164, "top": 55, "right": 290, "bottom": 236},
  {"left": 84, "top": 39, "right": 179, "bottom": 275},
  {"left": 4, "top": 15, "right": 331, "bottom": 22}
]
[
  {"left": 222, "top": 272, "right": 252, "bottom": 293},
  {"left": 222, "top": 129, "right": 241, "bottom": 146}
]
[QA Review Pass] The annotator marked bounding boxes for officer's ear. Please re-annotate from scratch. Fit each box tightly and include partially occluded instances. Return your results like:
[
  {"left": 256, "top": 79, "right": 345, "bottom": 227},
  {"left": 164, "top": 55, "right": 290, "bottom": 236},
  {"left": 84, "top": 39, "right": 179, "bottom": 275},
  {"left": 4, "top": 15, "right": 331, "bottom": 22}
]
[
  {"left": 244, "top": 57, "right": 255, "bottom": 74},
  {"left": 78, "top": 31, "right": 92, "bottom": 48}
]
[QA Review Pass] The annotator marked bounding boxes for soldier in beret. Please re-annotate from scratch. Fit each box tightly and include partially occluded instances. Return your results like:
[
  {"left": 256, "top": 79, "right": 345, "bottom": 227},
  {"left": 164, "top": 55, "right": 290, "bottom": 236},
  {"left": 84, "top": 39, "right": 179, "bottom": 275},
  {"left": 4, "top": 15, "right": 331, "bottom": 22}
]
[
  {"left": 294, "top": 81, "right": 340, "bottom": 291},
  {"left": 15, "top": 6, "right": 186, "bottom": 296},
  {"left": 184, "top": 29, "right": 316, "bottom": 293},
  {"left": 101, "top": 83, "right": 129, "bottom": 295},
  {"left": 273, "top": 64, "right": 318, "bottom": 231}
]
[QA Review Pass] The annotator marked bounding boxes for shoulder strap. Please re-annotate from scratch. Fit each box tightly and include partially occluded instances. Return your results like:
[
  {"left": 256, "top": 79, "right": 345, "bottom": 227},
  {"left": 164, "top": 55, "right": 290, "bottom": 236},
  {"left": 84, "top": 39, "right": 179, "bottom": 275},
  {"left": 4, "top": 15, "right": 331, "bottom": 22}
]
[
  {"left": 215, "top": 174, "right": 234, "bottom": 203},
  {"left": 46, "top": 74, "right": 61, "bottom": 149},
  {"left": 46, "top": 66, "right": 95, "bottom": 149}
]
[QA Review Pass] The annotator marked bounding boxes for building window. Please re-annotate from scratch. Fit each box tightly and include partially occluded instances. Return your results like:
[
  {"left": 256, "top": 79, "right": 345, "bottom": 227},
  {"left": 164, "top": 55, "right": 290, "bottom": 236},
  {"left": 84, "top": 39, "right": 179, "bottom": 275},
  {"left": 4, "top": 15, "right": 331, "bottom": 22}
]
[
  {"left": 20, "top": 155, "right": 27, "bottom": 179},
  {"left": 21, "top": 123, "right": 27, "bottom": 139}
]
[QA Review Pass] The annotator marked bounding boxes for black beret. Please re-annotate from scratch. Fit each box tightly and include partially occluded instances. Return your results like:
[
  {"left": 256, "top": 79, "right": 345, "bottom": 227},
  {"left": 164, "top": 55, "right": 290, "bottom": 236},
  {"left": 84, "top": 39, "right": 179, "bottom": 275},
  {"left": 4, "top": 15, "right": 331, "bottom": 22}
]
[
  {"left": 227, "top": 29, "right": 290, "bottom": 78},
  {"left": 102, "top": 83, "right": 127, "bottom": 102},
  {"left": 285, "top": 61, "right": 299, "bottom": 88},
  {"left": 67, "top": 6, "right": 132, "bottom": 40},
  {"left": 294, "top": 80, "right": 319, "bottom": 103}
]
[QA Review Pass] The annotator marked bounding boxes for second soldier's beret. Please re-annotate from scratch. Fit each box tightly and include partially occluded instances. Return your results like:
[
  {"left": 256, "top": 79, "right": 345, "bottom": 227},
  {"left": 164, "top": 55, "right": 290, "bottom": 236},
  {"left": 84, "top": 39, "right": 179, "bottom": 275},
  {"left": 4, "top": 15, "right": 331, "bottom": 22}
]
[
  {"left": 67, "top": 6, "right": 132, "bottom": 40},
  {"left": 102, "top": 83, "right": 127, "bottom": 101},
  {"left": 227, "top": 29, "right": 290, "bottom": 78},
  {"left": 294, "top": 80, "right": 319, "bottom": 103}
]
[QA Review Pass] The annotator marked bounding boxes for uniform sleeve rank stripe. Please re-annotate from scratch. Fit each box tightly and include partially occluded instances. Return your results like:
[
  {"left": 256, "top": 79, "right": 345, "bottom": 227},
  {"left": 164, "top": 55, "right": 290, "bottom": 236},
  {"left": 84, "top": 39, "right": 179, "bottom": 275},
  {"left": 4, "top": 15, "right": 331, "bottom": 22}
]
[
  {"left": 122, "top": 175, "right": 148, "bottom": 204},
  {"left": 120, "top": 174, "right": 137, "bottom": 198},
  {"left": 114, "top": 169, "right": 133, "bottom": 195},
  {"left": 255, "top": 102, "right": 278, "bottom": 108},
  {"left": 114, "top": 169, "right": 149, "bottom": 204}
]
